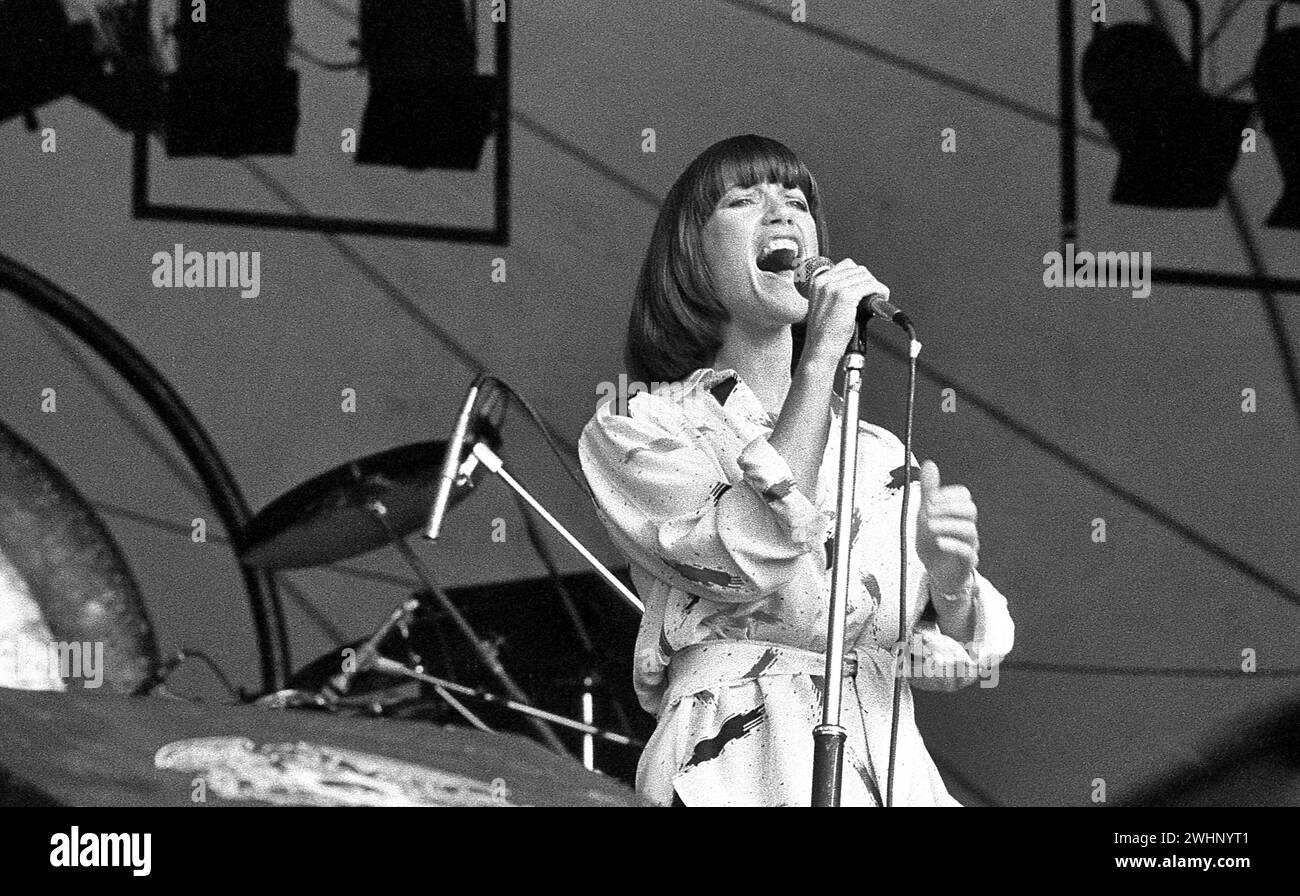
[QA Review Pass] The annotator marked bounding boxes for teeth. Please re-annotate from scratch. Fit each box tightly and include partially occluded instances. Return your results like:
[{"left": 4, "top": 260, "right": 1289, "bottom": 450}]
[{"left": 759, "top": 237, "right": 800, "bottom": 257}]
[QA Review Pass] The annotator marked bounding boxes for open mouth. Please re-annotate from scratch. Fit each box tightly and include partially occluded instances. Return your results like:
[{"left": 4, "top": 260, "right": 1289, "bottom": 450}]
[
  {"left": 759, "top": 267, "right": 797, "bottom": 285},
  {"left": 755, "top": 237, "right": 801, "bottom": 274}
]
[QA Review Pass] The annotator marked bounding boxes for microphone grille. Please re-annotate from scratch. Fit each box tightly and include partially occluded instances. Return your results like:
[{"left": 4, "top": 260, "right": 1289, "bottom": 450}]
[{"left": 795, "top": 256, "right": 833, "bottom": 297}]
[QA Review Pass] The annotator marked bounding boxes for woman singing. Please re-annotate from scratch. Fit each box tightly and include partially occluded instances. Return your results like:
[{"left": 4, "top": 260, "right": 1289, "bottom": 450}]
[{"left": 578, "top": 135, "right": 1014, "bottom": 807}]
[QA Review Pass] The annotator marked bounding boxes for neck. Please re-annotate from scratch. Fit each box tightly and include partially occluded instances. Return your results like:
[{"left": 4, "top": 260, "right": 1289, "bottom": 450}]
[{"left": 712, "top": 323, "right": 794, "bottom": 419}]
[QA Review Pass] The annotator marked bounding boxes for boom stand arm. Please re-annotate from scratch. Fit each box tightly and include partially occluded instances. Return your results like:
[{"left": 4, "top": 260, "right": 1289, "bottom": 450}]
[{"left": 467, "top": 442, "right": 645, "bottom": 615}]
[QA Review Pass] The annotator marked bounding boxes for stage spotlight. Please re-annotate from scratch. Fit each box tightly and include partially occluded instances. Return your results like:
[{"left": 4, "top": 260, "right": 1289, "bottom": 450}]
[
  {"left": 356, "top": 0, "right": 499, "bottom": 171},
  {"left": 163, "top": 0, "right": 299, "bottom": 158},
  {"left": 0, "top": 0, "right": 161, "bottom": 132},
  {"left": 1081, "top": 23, "right": 1250, "bottom": 209},
  {"left": 1253, "top": 24, "right": 1300, "bottom": 229},
  {"left": 70, "top": 2, "right": 164, "bottom": 133},
  {"left": 0, "top": 0, "right": 104, "bottom": 125}
]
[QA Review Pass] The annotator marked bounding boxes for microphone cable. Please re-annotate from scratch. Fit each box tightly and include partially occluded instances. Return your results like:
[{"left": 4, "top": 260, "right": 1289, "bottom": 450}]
[{"left": 886, "top": 322, "right": 922, "bottom": 807}]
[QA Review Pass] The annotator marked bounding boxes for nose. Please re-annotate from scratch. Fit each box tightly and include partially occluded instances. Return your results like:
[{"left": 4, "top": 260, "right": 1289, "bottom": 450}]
[{"left": 763, "top": 194, "right": 794, "bottom": 224}]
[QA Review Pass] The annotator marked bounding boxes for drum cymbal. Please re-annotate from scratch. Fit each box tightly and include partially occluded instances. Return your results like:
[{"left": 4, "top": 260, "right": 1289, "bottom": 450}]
[{"left": 238, "top": 439, "right": 486, "bottom": 570}]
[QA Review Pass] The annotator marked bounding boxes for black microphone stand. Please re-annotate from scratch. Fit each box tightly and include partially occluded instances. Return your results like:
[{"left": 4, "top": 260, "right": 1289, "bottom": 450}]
[
  {"left": 810, "top": 320, "right": 869, "bottom": 807},
  {"left": 809, "top": 309, "right": 924, "bottom": 807}
]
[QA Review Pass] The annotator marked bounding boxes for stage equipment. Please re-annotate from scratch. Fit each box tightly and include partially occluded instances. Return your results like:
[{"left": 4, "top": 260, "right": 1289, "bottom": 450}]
[
  {"left": 1081, "top": 19, "right": 1250, "bottom": 209},
  {"left": 0, "top": 0, "right": 159, "bottom": 131},
  {"left": 0, "top": 418, "right": 159, "bottom": 694},
  {"left": 0, "top": 687, "right": 644, "bottom": 806},
  {"left": 1254, "top": 11, "right": 1300, "bottom": 228},
  {"left": 237, "top": 439, "right": 489, "bottom": 570},
  {"left": 163, "top": 0, "right": 299, "bottom": 157},
  {"left": 793, "top": 256, "right": 923, "bottom": 807},
  {"left": 0, "top": 252, "right": 289, "bottom": 691},
  {"left": 356, "top": 0, "right": 498, "bottom": 169}
]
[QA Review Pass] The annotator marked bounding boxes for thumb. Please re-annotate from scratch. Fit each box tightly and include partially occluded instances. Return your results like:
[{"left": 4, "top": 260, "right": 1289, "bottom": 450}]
[{"left": 919, "top": 459, "right": 940, "bottom": 502}]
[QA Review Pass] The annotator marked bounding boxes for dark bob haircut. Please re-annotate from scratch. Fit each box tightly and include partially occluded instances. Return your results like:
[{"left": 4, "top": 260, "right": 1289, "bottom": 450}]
[{"left": 625, "top": 134, "right": 829, "bottom": 385}]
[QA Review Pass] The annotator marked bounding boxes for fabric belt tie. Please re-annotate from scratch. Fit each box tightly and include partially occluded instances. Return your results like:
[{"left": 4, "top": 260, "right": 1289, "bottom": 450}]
[{"left": 663, "top": 639, "right": 858, "bottom": 711}]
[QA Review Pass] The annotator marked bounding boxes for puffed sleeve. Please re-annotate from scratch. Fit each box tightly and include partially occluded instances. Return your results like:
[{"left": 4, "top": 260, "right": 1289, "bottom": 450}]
[
  {"left": 908, "top": 570, "right": 1015, "bottom": 692},
  {"left": 578, "top": 396, "right": 831, "bottom": 602}
]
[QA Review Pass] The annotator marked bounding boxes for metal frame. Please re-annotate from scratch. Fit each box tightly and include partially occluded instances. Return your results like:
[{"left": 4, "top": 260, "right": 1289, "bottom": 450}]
[
  {"left": 131, "top": 16, "right": 511, "bottom": 245},
  {"left": 1058, "top": 0, "right": 1300, "bottom": 294}
]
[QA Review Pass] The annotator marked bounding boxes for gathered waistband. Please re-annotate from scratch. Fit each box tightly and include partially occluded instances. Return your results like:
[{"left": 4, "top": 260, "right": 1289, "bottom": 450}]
[{"left": 663, "top": 640, "right": 858, "bottom": 710}]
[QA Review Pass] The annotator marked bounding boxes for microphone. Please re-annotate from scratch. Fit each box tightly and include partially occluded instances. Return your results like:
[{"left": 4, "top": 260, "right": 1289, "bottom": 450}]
[
  {"left": 425, "top": 377, "right": 506, "bottom": 541},
  {"left": 425, "top": 377, "right": 483, "bottom": 541},
  {"left": 794, "top": 255, "right": 913, "bottom": 331}
]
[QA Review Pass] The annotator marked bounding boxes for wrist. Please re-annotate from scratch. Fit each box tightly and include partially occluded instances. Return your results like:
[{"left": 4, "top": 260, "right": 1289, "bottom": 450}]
[
  {"left": 797, "top": 350, "right": 842, "bottom": 375},
  {"left": 929, "top": 572, "right": 976, "bottom": 644},
  {"left": 930, "top": 570, "right": 976, "bottom": 608}
]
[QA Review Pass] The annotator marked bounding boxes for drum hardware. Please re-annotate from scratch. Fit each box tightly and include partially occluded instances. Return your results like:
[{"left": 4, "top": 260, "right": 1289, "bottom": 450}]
[
  {"left": 258, "top": 600, "right": 641, "bottom": 754},
  {"left": 0, "top": 249, "right": 646, "bottom": 789},
  {"left": 237, "top": 437, "right": 488, "bottom": 571},
  {"left": 581, "top": 673, "right": 596, "bottom": 771},
  {"left": 253, "top": 687, "right": 336, "bottom": 711},
  {"left": 307, "top": 588, "right": 496, "bottom": 734},
  {"left": 361, "top": 495, "right": 573, "bottom": 756},
  {"left": 368, "top": 657, "right": 643, "bottom": 751},
  {"left": 509, "top": 470, "right": 622, "bottom": 772},
  {"left": 233, "top": 373, "right": 650, "bottom": 775},
  {"left": 322, "top": 595, "right": 420, "bottom": 699},
  {"left": 138, "top": 648, "right": 242, "bottom": 700},
  {"left": 425, "top": 377, "right": 650, "bottom": 769}
]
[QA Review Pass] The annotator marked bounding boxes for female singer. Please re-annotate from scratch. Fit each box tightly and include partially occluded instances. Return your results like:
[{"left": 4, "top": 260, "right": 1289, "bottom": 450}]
[{"left": 578, "top": 135, "right": 1014, "bottom": 806}]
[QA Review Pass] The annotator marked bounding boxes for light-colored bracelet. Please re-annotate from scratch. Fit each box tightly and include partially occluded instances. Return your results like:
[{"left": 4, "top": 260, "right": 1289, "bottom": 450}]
[{"left": 930, "top": 571, "right": 977, "bottom": 605}]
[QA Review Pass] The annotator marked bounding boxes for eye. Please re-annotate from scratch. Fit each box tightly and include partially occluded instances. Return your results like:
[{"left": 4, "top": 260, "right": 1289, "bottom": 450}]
[
  {"left": 728, "top": 195, "right": 755, "bottom": 207},
  {"left": 789, "top": 198, "right": 809, "bottom": 211}
]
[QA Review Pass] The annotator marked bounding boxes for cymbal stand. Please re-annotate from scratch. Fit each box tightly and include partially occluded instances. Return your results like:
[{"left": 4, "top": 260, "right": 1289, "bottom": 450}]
[
  {"left": 455, "top": 440, "right": 647, "bottom": 770},
  {"left": 510, "top": 488, "right": 619, "bottom": 772},
  {"left": 363, "top": 497, "right": 572, "bottom": 757},
  {"left": 369, "top": 657, "right": 643, "bottom": 750}
]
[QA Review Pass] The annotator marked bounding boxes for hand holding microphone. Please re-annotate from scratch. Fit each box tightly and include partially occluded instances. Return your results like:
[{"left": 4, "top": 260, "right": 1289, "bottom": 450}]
[{"left": 792, "top": 256, "right": 908, "bottom": 366}]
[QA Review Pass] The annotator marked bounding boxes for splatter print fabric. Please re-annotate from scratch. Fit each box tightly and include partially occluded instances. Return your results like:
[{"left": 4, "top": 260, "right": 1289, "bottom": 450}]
[{"left": 579, "top": 368, "right": 1014, "bottom": 806}]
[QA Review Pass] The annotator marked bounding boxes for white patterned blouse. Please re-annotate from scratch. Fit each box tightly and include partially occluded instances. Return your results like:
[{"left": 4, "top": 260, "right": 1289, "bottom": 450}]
[{"left": 579, "top": 367, "right": 1014, "bottom": 806}]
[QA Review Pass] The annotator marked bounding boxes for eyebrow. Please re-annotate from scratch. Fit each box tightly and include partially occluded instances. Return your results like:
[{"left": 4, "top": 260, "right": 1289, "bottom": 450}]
[{"left": 723, "top": 184, "right": 807, "bottom": 197}]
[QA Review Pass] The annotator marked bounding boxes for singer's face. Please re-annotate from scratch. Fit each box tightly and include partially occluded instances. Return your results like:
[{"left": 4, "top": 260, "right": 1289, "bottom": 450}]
[{"left": 701, "top": 181, "right": 818, "bottom": 329}]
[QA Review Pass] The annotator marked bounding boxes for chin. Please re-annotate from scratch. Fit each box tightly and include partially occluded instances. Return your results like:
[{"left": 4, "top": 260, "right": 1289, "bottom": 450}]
[
  {"left": 775, "top": 287, "right": 808, "bottom": 323},
  {"left": 740, "top": 272, "right": 805, "bottom": 326}
]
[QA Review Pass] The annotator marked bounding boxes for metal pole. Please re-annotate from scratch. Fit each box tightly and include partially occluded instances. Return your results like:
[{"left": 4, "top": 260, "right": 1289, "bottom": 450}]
[
  {"left": 1059, "top": 0, "right": 1077, "bottom": 247},
  {"left": 811, "top": 346, "right": 865, "bottom": 807},
  {"left": 470, "top": 442, "right": 644, "bottom": 614}
]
